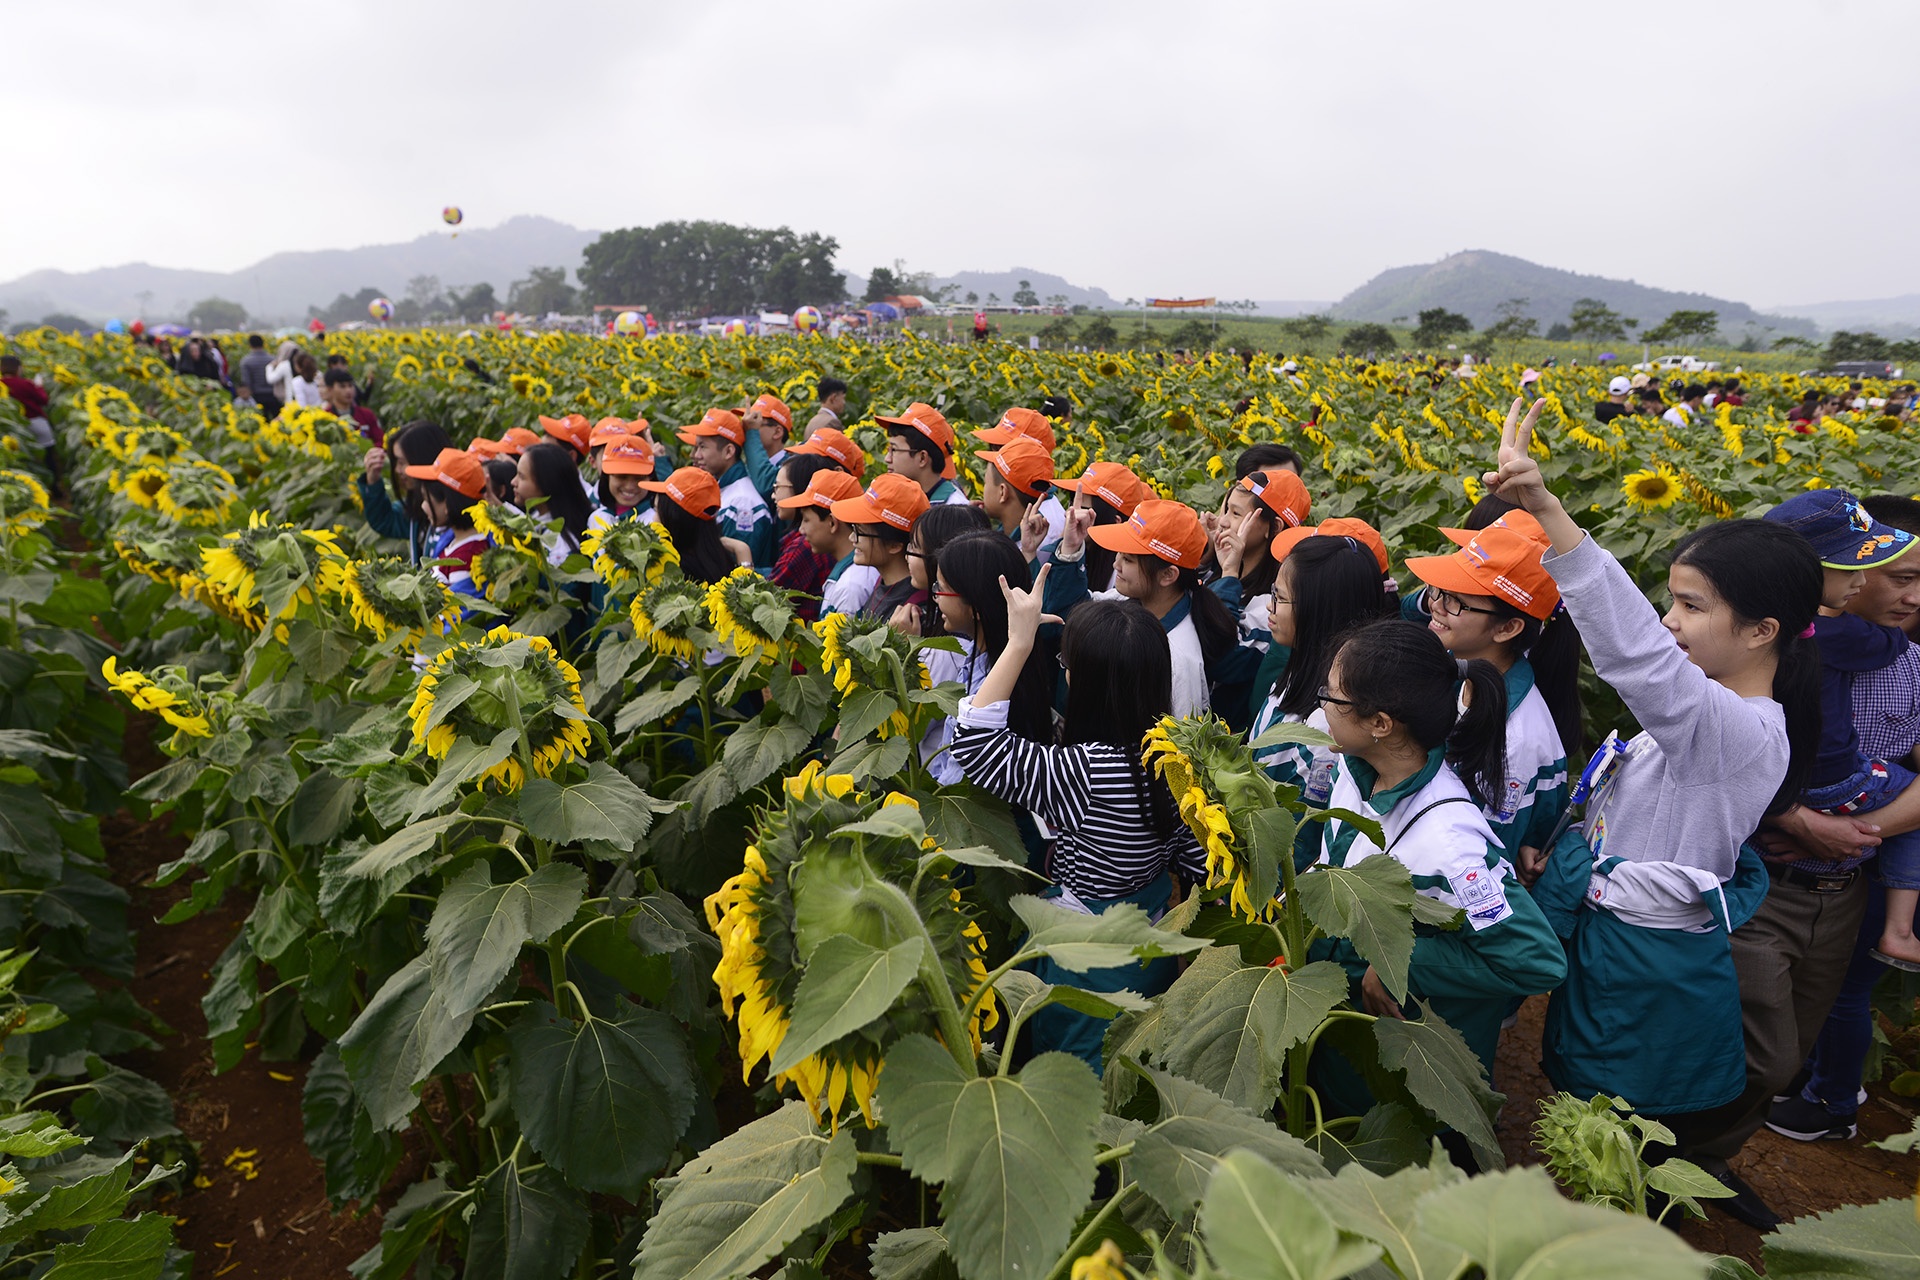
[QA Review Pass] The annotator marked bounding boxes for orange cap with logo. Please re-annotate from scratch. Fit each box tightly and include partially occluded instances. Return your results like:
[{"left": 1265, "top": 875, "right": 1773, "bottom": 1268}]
[
  {"left": 831, "top": 473, "right": 931, "bottom": 532},
  {"left": 1054, "top": 460, "right": 1149, "bottom": 517},
  {"left": 598, "top": 439, "right": 657, "bottom": 477},
  {"left": 638, "top": 466, "right": 722, "bottom": 518},
  {"left": 735, "top": 394, "right": 792, "bottom": 433},
  {"left": 789, "top": 427, "right": 867, "bottom": 477},
  {"left": 1405, "top": 510, "right": 1560, "bottom": 620},
  {"left": 1089, "top": 498, "right": 1208, "bottom": 570},
  {"left": 1239, "top": 469, "right": 1312, "bottom": 528},
  {"left": 589, "top": 417, "right": 632, "bottom": 448},
  {"left": 676, "top": 408, "right": 746, "bottom": 448},
  {"left": 776, "top": 468, "right": 865, "bottom": 511},
  {"left": 973, "top": 406, "right": 1057, "bottom": 450},
  {"left": 495, "top": 427, "right": 543, "bottom": 456},
  {"left": 1271, "top": 518, "right": 1392, "bottom": 575},
  {"left": 876, "top": 401, "right": 958, "bottom": 478},
  {"left": 977, "top": 435, "right": 1055, "bottom": 498},
  {"left": 467, "top": 436, "right": 508, "bottom": 457},
  {"left": 540, "top": 414, "right": 593, "bottom": 453},
  {"left": 403, "top": 447, "right": 487, "bottom": 500}
]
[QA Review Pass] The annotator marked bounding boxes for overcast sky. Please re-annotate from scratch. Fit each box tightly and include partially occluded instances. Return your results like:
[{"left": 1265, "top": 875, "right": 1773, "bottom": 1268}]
[{"left": 8, "top": 0, "right": 1915, "bottom": 307}]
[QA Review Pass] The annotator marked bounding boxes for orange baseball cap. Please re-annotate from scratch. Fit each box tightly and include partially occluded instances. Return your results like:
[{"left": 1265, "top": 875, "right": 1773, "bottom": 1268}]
[
  {"left": 404, "top": 447, "right": 487, "bottom": 500},
  {"left": 1055, "top": 461, "right": 1148, "bottom": 516},
  {"left": 467, "top": 436, "right": 507, "bottom": 457},
  {"left": 735, "top": 394, "right": 793, "bottom": 433},
  {"left": 540, "top": 414, "right": 593, "bottom": 453},
  {"left": 1406, "top": 510, "right": 1560, "bottom": 620},
  {"left": 598, "top": 439, "right": 657, "bottom": 477},
  {"left": 788, "top": 427, "right": 867, "bottom": 477},
  {"left": 875, "top": 402, "right": 958, "bottom": 478},
  {"left": 495, "top": 427, "right": 543, "bottom": 456},
  {"left": 1271, "top": 518, "right": 1392, "bottom": 575},
  {"left": 638, "top": 466, "right": 722, "bottom": 519},
  {"left": 831, "top": 473, "right": 931, "bottom": 533},
  {"left": 676, "top": 408, "right": 746, "bottom": 448},
  {"left": 1089, "top": 498, "right": 1208, "bottom": 570},
  {"left": 589, "top": 417, "right": 632, "bottom": 448},
  {"left": 776, "top": 468, "right": 865, "bottom": 512},
  {"left": 1240, "top": 469, "right": 1312, "bottom": 528},
  {"left": 977, "top": 435, "right": 1055, "bottom": 498},
  {"left": 973, "top": 406, "right": 1057, "bottom": 451}
]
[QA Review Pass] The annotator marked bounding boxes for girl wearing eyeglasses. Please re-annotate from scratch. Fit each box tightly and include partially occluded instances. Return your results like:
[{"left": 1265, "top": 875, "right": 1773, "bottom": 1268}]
[
  {"left": 1310, "top": 619, "right": 1565, "bottom": 1088},
  {"left": 1405, "top": 509, "right": 1586, "bottom": 886}
]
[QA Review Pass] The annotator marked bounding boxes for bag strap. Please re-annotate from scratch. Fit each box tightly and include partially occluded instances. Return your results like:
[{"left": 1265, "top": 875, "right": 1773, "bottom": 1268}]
[{"left": 1380, "top": 796, "right": 1476, "bottom": 858}]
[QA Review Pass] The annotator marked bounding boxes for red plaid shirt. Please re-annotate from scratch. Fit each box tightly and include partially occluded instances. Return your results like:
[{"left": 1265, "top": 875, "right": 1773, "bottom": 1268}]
[{"left": 771, "top": 526, "right": 831, "bottom": 620}]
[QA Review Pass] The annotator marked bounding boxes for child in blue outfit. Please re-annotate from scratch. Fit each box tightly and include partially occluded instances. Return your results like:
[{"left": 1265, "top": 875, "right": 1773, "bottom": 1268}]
[{"left": 1765, "top": 489, "right": 1920, "bottom": 970}]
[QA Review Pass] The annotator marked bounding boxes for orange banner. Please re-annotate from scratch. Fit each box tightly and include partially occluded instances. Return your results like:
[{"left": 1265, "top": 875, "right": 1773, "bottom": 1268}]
[{"left": 1145, "top": 297, "right": 1216, "bottom": 309}]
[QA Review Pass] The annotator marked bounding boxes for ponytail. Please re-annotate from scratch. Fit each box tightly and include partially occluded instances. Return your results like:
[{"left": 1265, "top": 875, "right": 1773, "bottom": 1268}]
[
  {"left": 1175, "top": 565, "right": 1239, "bottom": 668},
  {"left": 1336, "top": 620, "right": 1509, "bottom": 811},
  {"left": 1672, "top": 519, "right": 1822, "bottom": 814},
  {"left": 1485, "top": 602, "right": 1587, "bottom": 759},
  {"left": 1453, "top": 657, "right": 1511, "bottom": 812}
]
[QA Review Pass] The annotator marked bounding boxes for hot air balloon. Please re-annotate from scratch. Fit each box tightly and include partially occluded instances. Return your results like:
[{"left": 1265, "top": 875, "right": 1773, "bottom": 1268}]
[
  {"left": 369, "top": 297, "right": 395, "bottom": 321},
  {"left": 105, "top": 319, "right": 127, "bottom": 335},
  {"left": 721, "top": 318, "right": 749, "bottom": 339},
  {"left": 792, "top": 305, "right": 823, "bottom": 334},
  {"left": 129, "top": 320, "right": 146, "bottom": 337},
  {"left": 613, "top": 310, "right": 645, "bottom": 336},
  {"left": 442, "top": 206, "right": 463, "bottom": 226}
]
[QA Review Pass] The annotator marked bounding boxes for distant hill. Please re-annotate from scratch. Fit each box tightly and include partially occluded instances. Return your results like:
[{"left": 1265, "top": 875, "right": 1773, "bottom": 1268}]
[
  {"left": 1767, "top": 294, "right": 1920, "bottom": 337},
  {"left": 0, "top": 216, "right": 600, "bottom": 327},
  {"left": 928, "top": 269, "right": 1116, "bottom": 309},
  {"left": 1333, "top": 250, "right": 1819, "bottom": 341}
]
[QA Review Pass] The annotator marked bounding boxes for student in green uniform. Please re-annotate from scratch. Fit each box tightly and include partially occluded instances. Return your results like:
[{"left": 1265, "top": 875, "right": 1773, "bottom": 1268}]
[
  {"left": 1405, "top": 509, "right": 1585, "bottom": 882},
  {"left": 1483, "top": 399, "right": 1821, "bottom": 1216},
  {"left": 1310, "top": 619, "right": 1566, "bottom": 1081}
]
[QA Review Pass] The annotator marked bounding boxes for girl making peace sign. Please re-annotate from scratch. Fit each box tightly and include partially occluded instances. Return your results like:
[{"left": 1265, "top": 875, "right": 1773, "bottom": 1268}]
[{"left": 1484, "top": 399, "right": 1822, "bottom": 1126}]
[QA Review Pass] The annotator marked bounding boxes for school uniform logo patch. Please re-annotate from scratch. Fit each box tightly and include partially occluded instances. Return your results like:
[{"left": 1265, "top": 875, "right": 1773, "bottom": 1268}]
[
  {"left": 1495, "top": 778, "right": 1525, "bottom": 822},
  {"left": 1450, "top": 868, "right": 1512, "bottom": 929}
]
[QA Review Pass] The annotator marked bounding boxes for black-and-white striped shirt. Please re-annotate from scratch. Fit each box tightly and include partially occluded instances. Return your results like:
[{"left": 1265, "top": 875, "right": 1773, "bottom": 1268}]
[{"left": 951, "top": 697, "right": 1205, "bottom": 900}]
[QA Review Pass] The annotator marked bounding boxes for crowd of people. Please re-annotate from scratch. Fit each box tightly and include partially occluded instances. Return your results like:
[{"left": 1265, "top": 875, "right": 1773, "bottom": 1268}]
[{"left": 336, "top": 363, "right": 1920, "bottom": 1228}]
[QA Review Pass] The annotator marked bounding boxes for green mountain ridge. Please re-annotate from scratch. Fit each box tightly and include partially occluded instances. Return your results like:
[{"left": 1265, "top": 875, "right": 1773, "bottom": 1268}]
[{"left": 1332, "top": 249, "right": 1820, "bottom": 341}]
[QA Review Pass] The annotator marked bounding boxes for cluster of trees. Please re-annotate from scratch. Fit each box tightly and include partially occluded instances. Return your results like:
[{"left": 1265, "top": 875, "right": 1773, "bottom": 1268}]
[
  {"left": 1823, "top": 330, "right": 1920, "bottom": 366},
  {"left": 579, "top": 221, "right": 844, "bottom": 317},
  {"left": 307, "top": 278, "right": 514, "bottom": 326}
]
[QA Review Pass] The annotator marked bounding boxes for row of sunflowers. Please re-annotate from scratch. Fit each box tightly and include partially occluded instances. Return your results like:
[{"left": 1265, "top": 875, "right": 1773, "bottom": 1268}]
[{"left": 2, "top": 325, "right": 1914, "bottom": 1280}]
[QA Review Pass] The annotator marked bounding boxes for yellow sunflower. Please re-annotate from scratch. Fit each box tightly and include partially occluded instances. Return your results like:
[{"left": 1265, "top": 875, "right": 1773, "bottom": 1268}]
[
  {"left": 706, "top": 567, "right": 793, "bottom": 664},
  {"left": 705, "top": 762, "right": 997, "bottom": 1129},
  {"left": 0, "top": 469, "right": 53, "bottom": 538},
  {"left": 100, "top": 656, "right": 213, "bottom": 739},
  {"left": 631, "top": 574, "right": 711, "bottom": 663},
  {"left": 121, "top": 466, "right": 168, "bottom": 510},
  {"left": 406, "top": 625, "right": 593, "bottom": 792},
  {"left": 582, "top": 518, "right": 680, "bottom": 595},
  {"left": 1621, "top": 465, "right": 1682, "bottom": 511}
]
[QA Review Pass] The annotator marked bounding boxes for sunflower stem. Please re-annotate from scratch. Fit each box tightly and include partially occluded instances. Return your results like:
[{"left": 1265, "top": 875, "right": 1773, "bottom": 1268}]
[{"left": 1043, "top": 1181, "right": 1136, "bottom": 1280}]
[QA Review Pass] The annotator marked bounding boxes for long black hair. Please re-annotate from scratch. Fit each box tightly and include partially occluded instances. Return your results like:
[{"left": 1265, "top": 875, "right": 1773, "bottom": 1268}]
[
  {"left": 937, "top": 533, "right": 1054, "bottom": 743},
  {"left": 1337, "top": 620, "right": 1509, "bottom": 811},
  {"left": 1671, "top": 519, "right": 1822, "bottom": 814},
  {"left": 657, "top": 500, "right": 737, "bottom": 584},
  {"left": 1275, "top": 536, "right": 1390, "bottom": 720},
  {"left": 1171, "top": 564, "right": 1239, "bottom": 671},
  {"left": 1061, "top": 599, "right": 1178, "bottom": 840},
  {"left": 482, "top": 457, "right": 518, "bottom": 504},
  {"left": 1481, "top": 602, "right": 1586, "bottom": 760},
  {"left": 520, "top": 442, "right": 591, "bottom": 550},
  {"left": 1083, "top": 494, "right": 1127, "bottom": 592},
  {"left": 390, "top": 420, "right": 450, "bottom": 529}
]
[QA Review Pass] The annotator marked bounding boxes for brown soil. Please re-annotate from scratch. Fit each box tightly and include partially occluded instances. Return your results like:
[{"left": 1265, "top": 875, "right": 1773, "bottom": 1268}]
[
  {"left": 109, "top": 718, "right": 385, "bottom": 1279},
  {"left": 1495, "top": 994, "right": 1917, "bottom": 1269}
]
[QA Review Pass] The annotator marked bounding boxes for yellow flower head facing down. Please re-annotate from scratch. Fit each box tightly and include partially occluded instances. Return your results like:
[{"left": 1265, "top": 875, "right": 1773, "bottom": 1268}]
[
  {"left": 703, "top": 774, "right": 998, "bottom": 1129},
  {"left": 0, "top": 469, "right": 53, "bottom": 538},
  {"left": 706, "top": 567, "right": 794, "bottom": 664},
  {"left": 100, "top": 656, "right": 214, "bottom": 739},
  {"left": 1143, "top": 715, "right": 1281, "bottom": 922},
  {"left": 342, "top": 557, "right": 463, "bottom": 648},
  {"left": 406, "top": 625, "right": 593, "bottom": 793},
  {"left": 154, "top": 459, "right": 239, "bottom": 528},
  {"left": 812, "top": 611, "right": 920, "bottom": 737},
  {"left": 582, "top": 518, "right": 679, "bottom": 595},
  {"left": 631, "top": 573, "right": 712, "bottom": 664},
  {"left": 1621, "top": 465, "right": 1683, "bottom": 511}
]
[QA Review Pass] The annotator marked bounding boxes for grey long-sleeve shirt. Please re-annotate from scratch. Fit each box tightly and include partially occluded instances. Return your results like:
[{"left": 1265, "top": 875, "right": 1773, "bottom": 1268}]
[{"left": 1544, "top": 534, "right": 1786, "bottom": 881}]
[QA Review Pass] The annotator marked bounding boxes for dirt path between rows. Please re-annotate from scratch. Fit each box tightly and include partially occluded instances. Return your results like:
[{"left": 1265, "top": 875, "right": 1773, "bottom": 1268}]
[
  {"left": 110, "top": 719, "right": 384, "bottom": 1280},
  {"left": 1495, "top": 995, "right": 1916, "bottom": 1267}
]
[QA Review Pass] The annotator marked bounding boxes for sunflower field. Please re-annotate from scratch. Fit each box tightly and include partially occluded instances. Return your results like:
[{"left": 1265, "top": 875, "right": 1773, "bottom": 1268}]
[{"left": 0, "top": 324, "right": 1915, "bottom": 1280}]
